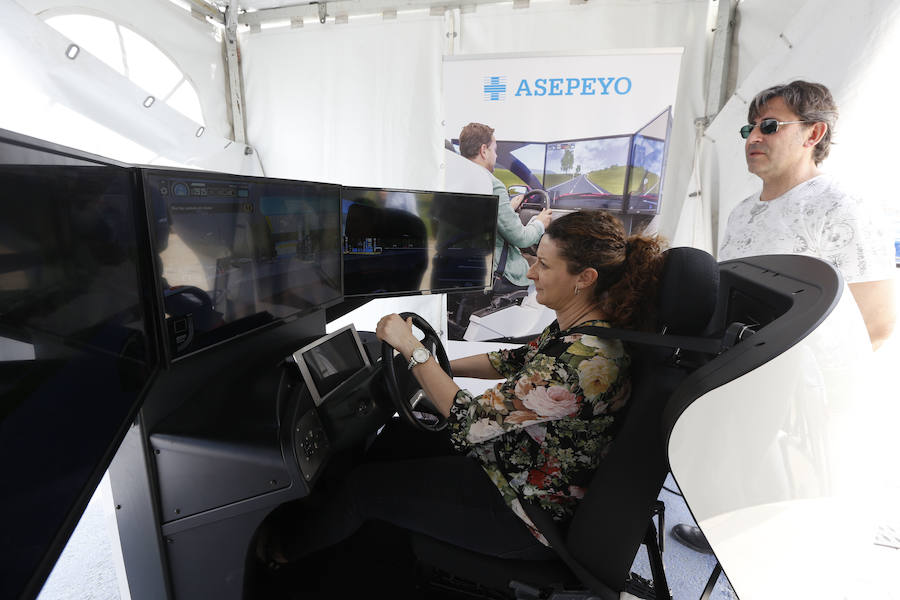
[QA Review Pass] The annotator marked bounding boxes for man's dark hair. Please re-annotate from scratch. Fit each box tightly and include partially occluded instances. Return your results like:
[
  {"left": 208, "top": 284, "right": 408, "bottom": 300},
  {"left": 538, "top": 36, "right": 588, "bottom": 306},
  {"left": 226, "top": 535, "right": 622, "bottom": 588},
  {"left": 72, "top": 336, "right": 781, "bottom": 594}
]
[
  {"left": 748, "top": 80, "right": 838, "bottom": 165},
  {"left": 458, "top": 122, "right": 495, "bottom": 159}
]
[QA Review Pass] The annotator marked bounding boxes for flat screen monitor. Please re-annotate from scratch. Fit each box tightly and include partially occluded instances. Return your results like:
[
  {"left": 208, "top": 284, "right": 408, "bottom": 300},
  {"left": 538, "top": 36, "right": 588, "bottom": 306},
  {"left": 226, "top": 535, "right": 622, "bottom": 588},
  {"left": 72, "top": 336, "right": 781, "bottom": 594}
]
[
  {"left": 144, "top": 169, "right": 343, "bottom": 358},
  {"left": 494, "top": 140, "right": 547, "bottom": 192},
  {"left": 625, "top": 107, "right": 671, "bottom": 215},
  {"left": 341, "top": 186, "right": 497, "bottom": 297},
  {"left": 543, "top": 136, "right": 631, "bottom": 210},
  {"left": 0, "top": 129, "right": 153, "bottom": 600},
  {"left": 291, "top": 324, "right": 370, "bottom": 406}
]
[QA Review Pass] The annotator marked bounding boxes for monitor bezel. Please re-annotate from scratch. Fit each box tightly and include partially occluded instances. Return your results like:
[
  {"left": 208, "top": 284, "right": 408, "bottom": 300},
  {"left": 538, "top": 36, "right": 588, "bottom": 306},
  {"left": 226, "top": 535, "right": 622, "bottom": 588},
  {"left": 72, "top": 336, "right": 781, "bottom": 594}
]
[
  {"left": 140, "top": 166, "right": 345, "bottom": 363},
  {"left": 290, "top": 323, "right": 371, "bottom": 406}
]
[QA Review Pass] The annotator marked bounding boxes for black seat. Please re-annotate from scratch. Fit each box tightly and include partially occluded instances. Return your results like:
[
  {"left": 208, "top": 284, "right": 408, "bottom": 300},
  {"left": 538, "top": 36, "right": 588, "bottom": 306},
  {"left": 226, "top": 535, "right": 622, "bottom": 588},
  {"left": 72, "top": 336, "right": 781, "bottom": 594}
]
[{"left": 412, "top": 246, "right": 721, "bottom": 600}]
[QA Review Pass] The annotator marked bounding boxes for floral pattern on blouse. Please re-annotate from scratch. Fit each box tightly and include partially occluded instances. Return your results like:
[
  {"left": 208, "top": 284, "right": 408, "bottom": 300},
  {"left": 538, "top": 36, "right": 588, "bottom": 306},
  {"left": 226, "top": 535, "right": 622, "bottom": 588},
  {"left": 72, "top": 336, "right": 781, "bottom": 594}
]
[{"left": 447, "top": 320, "right": 631, "bottom": 545}]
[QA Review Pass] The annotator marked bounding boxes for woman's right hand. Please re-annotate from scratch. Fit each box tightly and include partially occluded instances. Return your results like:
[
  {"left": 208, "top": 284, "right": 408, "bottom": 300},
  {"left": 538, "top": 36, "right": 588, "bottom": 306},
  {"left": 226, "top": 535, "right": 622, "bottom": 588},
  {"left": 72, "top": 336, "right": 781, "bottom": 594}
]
[{"left": 375, "top": 313, "right": 418, "bottom": 358}]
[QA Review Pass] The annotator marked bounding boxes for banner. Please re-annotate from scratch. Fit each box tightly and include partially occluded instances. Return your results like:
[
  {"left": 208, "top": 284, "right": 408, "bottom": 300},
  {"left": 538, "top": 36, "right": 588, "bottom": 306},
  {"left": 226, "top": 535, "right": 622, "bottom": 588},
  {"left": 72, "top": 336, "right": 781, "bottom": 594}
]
[
  {"left": 443, "top": 50, "right": 682, "bottom": 142},
  {"left": 442, "top": 50, "right": 683, "bottom": 340}
]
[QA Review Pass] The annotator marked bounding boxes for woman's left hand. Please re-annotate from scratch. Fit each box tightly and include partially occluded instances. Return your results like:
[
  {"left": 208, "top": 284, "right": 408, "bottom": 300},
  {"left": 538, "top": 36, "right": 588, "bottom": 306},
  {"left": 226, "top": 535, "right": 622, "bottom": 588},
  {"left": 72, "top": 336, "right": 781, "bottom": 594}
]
[{"left": 375, "top": 313, "right": 418, "bottom": 357}]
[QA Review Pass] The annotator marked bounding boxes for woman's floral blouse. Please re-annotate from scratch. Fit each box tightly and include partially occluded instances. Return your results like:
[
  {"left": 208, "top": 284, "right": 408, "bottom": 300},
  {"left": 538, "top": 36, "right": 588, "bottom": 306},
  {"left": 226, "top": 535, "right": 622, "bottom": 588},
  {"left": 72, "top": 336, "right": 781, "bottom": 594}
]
[{"left": 447, "top": 319, "right": 631, "bottom": 545}]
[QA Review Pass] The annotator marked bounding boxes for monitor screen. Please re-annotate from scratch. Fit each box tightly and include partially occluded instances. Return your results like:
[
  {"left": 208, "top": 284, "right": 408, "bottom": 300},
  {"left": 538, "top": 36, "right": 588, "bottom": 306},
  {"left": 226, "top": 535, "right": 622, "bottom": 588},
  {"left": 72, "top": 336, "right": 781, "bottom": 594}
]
[
  {"left": 291, "top": 325, "right": 370, "bottom": 406},
  {"left": 625, "top": 107, "right": 671, "bottom": 215},
  {"left": 0, "top": 130, "right": 152, "bottom": 600},
  {"left": 341, "top": 187, "right": 497, "bottom": 297},
  {"left": 494, "top": 141, "right": 547, "bottom": 192},
  {"left": 144, "top": 170, "right": 343, "bottom": 358},
  {"left": 544, "top": 136, "right": 631, "bottom": 211}
]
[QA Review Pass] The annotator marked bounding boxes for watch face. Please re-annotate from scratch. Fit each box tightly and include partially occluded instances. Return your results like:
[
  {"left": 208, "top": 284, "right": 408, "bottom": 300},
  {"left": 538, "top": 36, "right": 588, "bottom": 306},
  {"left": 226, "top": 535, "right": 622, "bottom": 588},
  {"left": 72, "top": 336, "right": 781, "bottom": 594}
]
[{"left": 413, "top": 347, "right": 430, "bottom": 363}]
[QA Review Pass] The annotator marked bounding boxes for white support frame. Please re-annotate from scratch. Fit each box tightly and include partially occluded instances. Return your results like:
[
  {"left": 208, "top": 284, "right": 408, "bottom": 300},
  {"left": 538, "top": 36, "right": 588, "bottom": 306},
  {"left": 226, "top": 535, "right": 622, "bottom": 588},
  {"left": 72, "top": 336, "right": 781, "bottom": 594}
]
[{"left": 224, "top": 3, "right": 248, "bottom": 145}]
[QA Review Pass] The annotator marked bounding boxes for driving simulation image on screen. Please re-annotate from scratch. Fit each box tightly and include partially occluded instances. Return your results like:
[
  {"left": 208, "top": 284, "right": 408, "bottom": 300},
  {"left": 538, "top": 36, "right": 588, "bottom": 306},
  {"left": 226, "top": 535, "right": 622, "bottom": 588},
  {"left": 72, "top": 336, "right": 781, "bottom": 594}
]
[
  {"left": 626, "top": 108, "right": 670, "bottom": 214},
  {"left": 145, "top": 170, "right": 342, "bottom": 357},
  {"left": 341, "top": 187, "right": 497, "bottom": 297},
  {"left": 494, "top": 141, "right": 547, "bottom": 192},
  {"left": 543, "top": 136, "right": 630, "bottom": 210}
]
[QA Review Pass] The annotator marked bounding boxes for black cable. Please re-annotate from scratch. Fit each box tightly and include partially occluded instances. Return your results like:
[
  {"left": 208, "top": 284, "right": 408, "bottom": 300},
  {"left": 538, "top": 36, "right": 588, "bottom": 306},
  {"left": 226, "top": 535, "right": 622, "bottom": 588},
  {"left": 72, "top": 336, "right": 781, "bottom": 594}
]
[{"left": 661, "top": 485, "right": 682, "bottom": 497}]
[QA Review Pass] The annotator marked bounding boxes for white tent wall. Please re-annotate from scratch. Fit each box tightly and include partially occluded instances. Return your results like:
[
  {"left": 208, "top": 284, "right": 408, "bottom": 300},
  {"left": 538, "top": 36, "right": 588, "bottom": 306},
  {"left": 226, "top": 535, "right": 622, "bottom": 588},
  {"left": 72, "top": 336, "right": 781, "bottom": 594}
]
[
  {"left": 17, "top": 0, "right": 233, "bottom": 143},
  {"left": 704, "top": 0, "right": 900, "bottom": 251},
  {"left": 240, "top": 0, "right": 717, "bottom": 245},
  {"left": 239, "top": 13, "right": 446, "bottom": 189},
  {"left": 4, "top": 0, "right": 257, "bottom": 172}
]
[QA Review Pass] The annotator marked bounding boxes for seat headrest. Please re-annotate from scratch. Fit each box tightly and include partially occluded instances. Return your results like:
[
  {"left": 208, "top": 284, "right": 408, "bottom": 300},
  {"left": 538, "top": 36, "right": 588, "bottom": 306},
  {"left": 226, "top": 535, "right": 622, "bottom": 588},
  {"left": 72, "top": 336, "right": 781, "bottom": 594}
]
[{"left": 658, "top": 247, "right": 719, "bottom": 335}]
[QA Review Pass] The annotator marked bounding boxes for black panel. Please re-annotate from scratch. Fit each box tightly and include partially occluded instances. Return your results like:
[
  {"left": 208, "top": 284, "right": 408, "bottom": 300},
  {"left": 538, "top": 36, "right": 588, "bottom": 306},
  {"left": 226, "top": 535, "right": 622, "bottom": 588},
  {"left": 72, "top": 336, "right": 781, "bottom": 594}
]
[{"left": 0, "top": 129, "right": 155, "bottom": 600}]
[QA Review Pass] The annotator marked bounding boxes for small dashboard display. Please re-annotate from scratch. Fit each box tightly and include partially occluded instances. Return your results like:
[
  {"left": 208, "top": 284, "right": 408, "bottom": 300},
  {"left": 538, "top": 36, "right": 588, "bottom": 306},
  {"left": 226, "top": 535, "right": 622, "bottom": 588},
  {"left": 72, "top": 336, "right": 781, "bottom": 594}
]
[{"left": 291, "top": 325, "right": 371, "bottom": 406}]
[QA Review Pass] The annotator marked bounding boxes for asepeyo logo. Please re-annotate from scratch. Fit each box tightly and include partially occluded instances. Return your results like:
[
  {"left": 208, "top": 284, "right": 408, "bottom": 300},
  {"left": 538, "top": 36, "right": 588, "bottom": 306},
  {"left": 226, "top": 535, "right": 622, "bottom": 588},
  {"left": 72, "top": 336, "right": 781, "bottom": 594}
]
[
  {"left": 483, "top": 76, "right": 507, "bottom": 101},
  {"left": 482, "top": 75, "right": 633, "bottom": 100}
]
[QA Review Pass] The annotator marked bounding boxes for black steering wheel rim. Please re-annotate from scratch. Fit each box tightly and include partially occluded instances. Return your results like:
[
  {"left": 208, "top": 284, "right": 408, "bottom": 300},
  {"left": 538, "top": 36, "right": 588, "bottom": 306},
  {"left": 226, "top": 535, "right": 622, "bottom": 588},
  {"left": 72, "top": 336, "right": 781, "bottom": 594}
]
[
  {"left": 381, "top": 312, "right": 453, "bottom": 432},
  {"left": 521, "top": 188, "right": 550, "bottom": 210}
]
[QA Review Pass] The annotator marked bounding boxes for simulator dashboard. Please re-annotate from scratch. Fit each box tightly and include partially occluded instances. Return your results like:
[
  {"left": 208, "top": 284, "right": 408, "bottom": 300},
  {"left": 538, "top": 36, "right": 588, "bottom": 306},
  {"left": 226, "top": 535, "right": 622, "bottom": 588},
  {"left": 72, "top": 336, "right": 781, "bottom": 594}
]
[{"left": 0, "top": 126, "right": 500, "bottom": 600}]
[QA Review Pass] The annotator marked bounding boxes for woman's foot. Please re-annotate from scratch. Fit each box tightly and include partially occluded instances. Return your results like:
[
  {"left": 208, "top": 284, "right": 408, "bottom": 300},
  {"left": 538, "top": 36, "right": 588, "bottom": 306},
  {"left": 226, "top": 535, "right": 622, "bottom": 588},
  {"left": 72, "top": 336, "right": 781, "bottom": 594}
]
[{"left": 255, "top": 523, "right": 289, "bottom": 570}]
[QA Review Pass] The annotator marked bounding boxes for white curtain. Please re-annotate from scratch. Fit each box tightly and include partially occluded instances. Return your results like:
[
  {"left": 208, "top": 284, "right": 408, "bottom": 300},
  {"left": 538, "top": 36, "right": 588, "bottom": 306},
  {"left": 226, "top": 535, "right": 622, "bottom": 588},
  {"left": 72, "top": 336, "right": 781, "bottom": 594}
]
[{"left": 240, "top": 14, "right": 446, "bottom": 189}]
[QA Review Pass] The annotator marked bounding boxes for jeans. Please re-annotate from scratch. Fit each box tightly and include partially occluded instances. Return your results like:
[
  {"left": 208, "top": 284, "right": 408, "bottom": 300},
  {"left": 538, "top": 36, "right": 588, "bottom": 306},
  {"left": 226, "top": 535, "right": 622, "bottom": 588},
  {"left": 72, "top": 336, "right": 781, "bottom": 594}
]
[{"left": 279, "top": 454, "right": 556, "bottom": 561}]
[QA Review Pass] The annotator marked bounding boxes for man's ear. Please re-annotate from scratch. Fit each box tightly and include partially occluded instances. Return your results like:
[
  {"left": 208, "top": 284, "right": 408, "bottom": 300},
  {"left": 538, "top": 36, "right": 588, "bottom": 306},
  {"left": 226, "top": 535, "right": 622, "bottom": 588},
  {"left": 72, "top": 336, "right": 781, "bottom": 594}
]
[{"left": 805, "top": 122, "right": 827, "bottom": 147}]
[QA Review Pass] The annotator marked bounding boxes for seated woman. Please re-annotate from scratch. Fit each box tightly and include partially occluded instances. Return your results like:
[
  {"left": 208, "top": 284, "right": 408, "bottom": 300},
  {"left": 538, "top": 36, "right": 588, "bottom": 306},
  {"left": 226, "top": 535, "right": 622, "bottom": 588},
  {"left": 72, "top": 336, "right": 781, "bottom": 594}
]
[{"left": 258, "top": 210, "right": 665, "bottom": 565}]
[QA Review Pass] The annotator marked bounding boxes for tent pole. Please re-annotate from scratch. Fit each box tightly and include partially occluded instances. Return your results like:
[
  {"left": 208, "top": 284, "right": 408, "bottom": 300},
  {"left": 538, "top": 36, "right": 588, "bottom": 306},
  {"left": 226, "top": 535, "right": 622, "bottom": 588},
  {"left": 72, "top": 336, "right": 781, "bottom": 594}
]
[
  {"left": 702, "top": 0, "right": 737, "bottom": 252},
  {"left": 705, "top": 0, "right": 737, "bottom": 121},
  {"left": 224, "top": 3, "right": 248, "bottom": 145}
]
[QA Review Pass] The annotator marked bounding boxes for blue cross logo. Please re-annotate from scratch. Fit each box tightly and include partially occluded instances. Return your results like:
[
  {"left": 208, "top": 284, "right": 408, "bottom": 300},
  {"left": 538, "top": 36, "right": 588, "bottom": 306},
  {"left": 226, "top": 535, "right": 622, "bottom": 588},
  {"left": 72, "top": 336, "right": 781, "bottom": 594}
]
[{"left": 483, "top": 76, "right": 507, "bottom": 101}]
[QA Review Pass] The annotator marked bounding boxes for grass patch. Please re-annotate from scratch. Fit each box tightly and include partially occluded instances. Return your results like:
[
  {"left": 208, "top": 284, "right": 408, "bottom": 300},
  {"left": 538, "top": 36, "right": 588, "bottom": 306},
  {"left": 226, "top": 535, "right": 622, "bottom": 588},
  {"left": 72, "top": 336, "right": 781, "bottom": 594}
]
[{"left": 586, "top": 166, "right": 628, "bottom": 194}]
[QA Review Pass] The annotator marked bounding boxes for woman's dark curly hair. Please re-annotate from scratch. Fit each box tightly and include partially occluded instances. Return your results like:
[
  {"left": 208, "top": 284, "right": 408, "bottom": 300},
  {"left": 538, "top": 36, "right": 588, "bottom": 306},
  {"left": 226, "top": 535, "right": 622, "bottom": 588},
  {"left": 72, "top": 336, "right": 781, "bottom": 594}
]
[{"left": 544, "top": 210, "right": 666, "bottom": 331}]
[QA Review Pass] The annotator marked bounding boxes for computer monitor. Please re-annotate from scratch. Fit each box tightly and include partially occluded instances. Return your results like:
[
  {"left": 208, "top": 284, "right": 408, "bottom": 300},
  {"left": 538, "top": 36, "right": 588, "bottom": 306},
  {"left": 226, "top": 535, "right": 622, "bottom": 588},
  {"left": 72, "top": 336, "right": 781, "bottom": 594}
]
[
  {"left": 494, "top": 140, "right": 547, "bottom": 192},
  {"left": 625, "top": 107, "right": 672, "bottom": 215},
  {"left": 143, "top": 169, "right": 343, "bottom": 358},
  {"left": 341, "top": 186, "right": 497, "bottom": 297},
  {"left": 543, "top": 135, "right": 631, "bottom": 211},
  {"left": 0, "top": 129, "right": 153, "bottom": 600}
]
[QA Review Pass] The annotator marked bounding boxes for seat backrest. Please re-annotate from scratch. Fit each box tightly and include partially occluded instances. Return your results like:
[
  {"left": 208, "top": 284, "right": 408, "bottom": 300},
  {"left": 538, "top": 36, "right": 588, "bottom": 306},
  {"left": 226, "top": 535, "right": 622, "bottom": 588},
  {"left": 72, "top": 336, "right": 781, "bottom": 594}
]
[{"left": 564, "top": 246, "right": 719, "bottom": 588}]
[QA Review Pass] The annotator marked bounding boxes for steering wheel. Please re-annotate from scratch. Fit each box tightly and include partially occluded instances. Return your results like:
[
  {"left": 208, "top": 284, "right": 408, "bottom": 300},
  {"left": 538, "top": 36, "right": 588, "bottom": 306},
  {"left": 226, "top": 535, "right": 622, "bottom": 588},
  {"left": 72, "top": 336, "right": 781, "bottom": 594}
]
[
  {"left": 516, "top": 188, "right": 551, "bottom": 235},
  {"left": 521, "top": 188, "right": 550, "bottom": 210},
  {"left": 381, "top": 312, "right": 453, "bottom": 432}
]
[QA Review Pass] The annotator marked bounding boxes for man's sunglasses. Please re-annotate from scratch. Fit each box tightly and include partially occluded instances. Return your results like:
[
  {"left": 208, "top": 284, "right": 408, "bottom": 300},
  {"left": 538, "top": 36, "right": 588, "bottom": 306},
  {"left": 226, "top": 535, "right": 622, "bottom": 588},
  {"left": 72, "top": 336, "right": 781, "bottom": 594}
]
[{"left": 740, "top": 119, "right": 809, "bottom": 139}]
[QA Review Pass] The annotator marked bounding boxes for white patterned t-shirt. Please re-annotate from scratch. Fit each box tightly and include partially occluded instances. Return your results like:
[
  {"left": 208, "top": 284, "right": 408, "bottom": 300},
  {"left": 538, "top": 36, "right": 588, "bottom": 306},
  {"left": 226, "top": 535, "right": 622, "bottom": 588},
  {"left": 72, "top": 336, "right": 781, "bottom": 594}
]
[{"left": 718, "top": 175, "right": 895, "bottom": 283}]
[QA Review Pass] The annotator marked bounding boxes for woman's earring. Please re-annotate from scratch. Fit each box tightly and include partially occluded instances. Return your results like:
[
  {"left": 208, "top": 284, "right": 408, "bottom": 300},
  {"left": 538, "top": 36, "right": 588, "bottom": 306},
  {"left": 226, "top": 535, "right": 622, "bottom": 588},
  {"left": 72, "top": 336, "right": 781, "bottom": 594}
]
[{"left": 574, "top": 285, "right": 580, "bottom": 296}]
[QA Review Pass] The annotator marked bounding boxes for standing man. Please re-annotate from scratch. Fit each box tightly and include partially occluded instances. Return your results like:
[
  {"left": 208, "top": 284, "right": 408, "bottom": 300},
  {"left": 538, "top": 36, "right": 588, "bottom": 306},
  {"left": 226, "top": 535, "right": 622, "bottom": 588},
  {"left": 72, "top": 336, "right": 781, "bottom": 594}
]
[
  {"left": 459, "top": 122, "right": 553, "bottom": 294},
  {"left": 672, "top": 80, "right": 897, "bottom": 555}
]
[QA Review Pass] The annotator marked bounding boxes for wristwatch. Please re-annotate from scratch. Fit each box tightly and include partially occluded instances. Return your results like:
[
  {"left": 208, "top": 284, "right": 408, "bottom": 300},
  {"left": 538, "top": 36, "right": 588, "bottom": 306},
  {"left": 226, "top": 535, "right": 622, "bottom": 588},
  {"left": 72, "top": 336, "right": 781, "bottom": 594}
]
[{"left": 407, "top": 346, "right": 432, "bottom": 370}]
